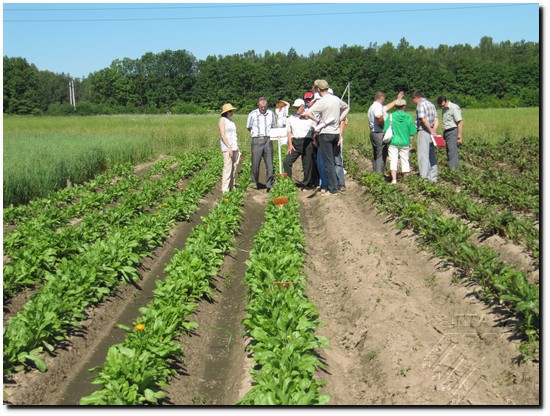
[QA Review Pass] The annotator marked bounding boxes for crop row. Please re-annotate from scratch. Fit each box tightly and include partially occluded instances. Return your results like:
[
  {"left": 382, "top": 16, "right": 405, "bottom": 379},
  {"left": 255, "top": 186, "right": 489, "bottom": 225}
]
[
  {"left": 3, "top": 152, "right": 223, "bottom": 376},
  {"left": 345, "top": 157, "right": 539, "bottom": 360},
  {"left": 79, "top": 159, "right": 251, "bottom": 405},
  {"left": 2, "top": 162, "right": 135, "bottom": 225},
  {"left": 237, "top": 177, "right": 329, "bottom": 405},
  {"left": 3, "top": 152, "right": 209, "bottom": 299},
  {"left": 352, "top": 143, "right": 539, "bottom": 263},
  {"left": 439, "top": 164, "right": 539, "bottom": 219},
  {"left": 461, "top": 135, "right": 539, "bottom": 176},
  {"left": 405, "top": 173, "right": 539, "bottom": 265}
]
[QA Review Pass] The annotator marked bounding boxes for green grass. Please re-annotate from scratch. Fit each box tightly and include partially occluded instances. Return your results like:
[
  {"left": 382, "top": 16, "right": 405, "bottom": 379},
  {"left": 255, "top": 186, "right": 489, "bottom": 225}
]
[
  {"left": 2, "top": 108, "right": 539, "bottom": 206},
  {"left": 343, "top": 107, "right": 539, "bottom": 150}
]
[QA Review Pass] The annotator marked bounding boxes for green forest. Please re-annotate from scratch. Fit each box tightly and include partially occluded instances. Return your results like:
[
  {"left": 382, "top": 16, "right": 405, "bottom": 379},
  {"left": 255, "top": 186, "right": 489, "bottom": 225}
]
[{"left": 3, "top": 36, "right": 539, "bottom": 116}]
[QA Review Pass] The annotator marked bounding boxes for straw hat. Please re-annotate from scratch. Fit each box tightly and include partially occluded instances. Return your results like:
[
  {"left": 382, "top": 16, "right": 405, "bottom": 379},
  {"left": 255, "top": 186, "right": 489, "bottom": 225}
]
[{"left": 221, "top": 103, "right": 237, "bottom": 115}]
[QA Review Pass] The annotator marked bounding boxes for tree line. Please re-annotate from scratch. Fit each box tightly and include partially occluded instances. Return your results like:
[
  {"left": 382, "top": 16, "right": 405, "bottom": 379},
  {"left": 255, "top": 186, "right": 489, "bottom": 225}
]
[{"left": 3, "top": 36, "right": 539, "bottom": 116}]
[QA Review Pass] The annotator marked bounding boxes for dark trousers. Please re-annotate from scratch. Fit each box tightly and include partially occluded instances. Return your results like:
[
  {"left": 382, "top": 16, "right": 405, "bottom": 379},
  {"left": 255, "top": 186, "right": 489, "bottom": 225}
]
[
  {"left": 283, "top": 137, "right": 314, "bottom": 186},
  {"left": 317, "top": 133, "right": 339, "bottom": 193},
  {"left": 444, "top": 127, "right": 460, "bottom": 170},
  {"left": 370, "top": 130, "right": 387, "bottom": 173},
  {"left": 251, "top": 137, "right": 274, "bottom": 189}
]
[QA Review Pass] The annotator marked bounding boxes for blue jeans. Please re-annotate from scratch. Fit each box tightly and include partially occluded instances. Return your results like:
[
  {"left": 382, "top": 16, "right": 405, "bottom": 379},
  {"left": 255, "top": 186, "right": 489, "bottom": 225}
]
[
  {"left": 334, "top": 143, "right": 345, "bottom": 189},
  {"left": 317, "top": 133, "right": 339, "bottom": 193},
  {"left": 317, "top": 146, "right": 328, "bottom": 189}
]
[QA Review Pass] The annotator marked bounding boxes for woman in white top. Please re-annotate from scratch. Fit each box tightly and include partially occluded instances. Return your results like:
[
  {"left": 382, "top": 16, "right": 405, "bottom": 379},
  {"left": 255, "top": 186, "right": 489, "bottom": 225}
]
[
  {"left": 218, "top": 103, "right": 240, "bottom": 193},
  {"left": 275, "top": 100, "right": 290, "bottom": 128}
]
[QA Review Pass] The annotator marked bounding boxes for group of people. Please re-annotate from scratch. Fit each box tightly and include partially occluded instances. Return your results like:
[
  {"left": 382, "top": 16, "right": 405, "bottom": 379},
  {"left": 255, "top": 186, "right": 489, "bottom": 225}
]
[
  {"left": 218, "top": 79, "right": 350, "bottom": 195},
  {"left": 218, "top": 80, "right": 463, "bottom": 194},
  {"left": 368, "top": 90, "right": 463, "bottom": 184}
]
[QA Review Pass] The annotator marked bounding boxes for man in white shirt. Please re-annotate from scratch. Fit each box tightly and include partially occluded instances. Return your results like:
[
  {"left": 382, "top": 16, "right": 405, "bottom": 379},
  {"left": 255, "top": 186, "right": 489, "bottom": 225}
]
[
  {"left": 283, "top": 98, "right": 316, "bottom": 188},
  {"left": 367, "top": 90, "right": 405, "bottom": 174},
  {"left": 247, "top": 97, "right": 276, "bottom": 192},
  {"left": 304, "top": 79, "right": 350, "bottom": 195}
]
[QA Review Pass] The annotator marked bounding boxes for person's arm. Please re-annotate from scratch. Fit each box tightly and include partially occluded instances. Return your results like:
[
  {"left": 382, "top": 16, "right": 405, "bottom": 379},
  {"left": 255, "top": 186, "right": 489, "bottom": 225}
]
[
  {"left": 456, "top": 119, "right": 463, "bottom": 145},
  {"left": 218, "top": 118, "right": 233, "bottom": 157},
  {"left": 421, "top": 117, "right": 436, "bottom": 135},
  {"left": 433, "top": 115, "right": 439, "bottom": 133},
  {"left": 286, "top": 130, "right": 294, "bottom": 154},
  {"left": 340, "top": 106, "right": 350, "bottom": 123}
]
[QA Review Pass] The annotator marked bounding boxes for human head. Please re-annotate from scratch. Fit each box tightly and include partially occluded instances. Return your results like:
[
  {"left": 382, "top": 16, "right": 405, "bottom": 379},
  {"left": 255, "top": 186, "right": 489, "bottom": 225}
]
[
  {"left": 257, "top": 97, "right": 268, "bottom": 113},
  {"left": 303, "top": 91, "right": 314, "bottom": 106},
  {"left": 313, "top": 79, "right": 330, "bottom": 92},
  {"left": 374, "top": 91, "right": 385, "bottom": 103},
  {"left": 276, "top": 100, "right": 286, "bottom": 109},
  {"left": 395, "top": 99, "right": 406, "bottom": 109},
  {"left": 436, "top": 96, "right": 449, "bottom": 108},
  {"left": 221, "top": 103, "right": 237, "bottom": 118},
  {"left": 292, "top": 98, "right": 305, "bottom": 113},
  {"left": 411, "top": 91, "right": 424, "bottom": 104}
]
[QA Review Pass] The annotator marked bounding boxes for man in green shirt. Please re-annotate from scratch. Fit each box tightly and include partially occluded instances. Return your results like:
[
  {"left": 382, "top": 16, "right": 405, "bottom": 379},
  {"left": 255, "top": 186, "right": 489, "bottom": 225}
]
[{"left": 437, "top": 96, "right": 463, "bottom": 170}]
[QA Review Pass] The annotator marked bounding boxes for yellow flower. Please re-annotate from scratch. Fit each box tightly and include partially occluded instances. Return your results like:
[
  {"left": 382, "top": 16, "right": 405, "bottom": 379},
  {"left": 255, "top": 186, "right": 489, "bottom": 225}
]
[
  {"left": 286, "top": 335, "right": 291, "bottom": 340},
  {"left": 134, "top": 324, "right": 145, "bottom": 331},
  {"left": 162, "top": 203, "right": 168, "bottom": 207},
  {"left": 223, "top": 198, "right": 229, "bottom": 203}
]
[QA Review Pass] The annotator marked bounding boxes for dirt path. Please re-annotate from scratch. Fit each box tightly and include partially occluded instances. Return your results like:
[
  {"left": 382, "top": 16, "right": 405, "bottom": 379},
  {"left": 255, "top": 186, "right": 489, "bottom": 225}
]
[
  {"left": 3, "top": 160, "right": 539, "bottom": 405},
  {"left": 297, "top": 178, "right": 539, "bottom": 404}
]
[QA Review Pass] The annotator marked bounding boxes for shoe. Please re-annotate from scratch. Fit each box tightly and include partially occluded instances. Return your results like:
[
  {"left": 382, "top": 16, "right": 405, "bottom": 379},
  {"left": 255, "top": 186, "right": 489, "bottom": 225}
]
[
  {"left": 329, "top": 191, "right": 340, "bottom": 196},
  {"left": 320, "top": 189, "right": 328, "bottom": 195},
  {"left": 266, "top": 188, "right": 271, "bottom": 193},
  {"left": 339, "top": 186, "right": 346, "bottom": 191},
  {"left": 391, "top": 180, "right": 397, "bottom": 184}
]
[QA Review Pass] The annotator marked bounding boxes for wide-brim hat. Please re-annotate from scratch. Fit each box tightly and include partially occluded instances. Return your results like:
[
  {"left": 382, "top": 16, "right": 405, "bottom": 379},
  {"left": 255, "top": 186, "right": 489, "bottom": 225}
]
[{"left": 221, "top": 103, "right": 237, "bottom": 115}]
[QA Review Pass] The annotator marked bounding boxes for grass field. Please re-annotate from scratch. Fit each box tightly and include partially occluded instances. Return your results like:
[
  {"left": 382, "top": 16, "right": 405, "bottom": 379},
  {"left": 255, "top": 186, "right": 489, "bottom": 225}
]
[{"left": 2, "top": 108, "right": 539, "bottom": 206}]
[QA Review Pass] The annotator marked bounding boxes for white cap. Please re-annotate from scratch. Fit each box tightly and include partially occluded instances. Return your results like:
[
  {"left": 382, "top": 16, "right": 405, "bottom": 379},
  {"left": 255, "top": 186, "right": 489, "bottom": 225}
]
[
  {"left": 328, "top": 88, "right": 334, "bottom": 94},
  {"left": 292, "top": 98, "right": 305, "bottom": 107}
]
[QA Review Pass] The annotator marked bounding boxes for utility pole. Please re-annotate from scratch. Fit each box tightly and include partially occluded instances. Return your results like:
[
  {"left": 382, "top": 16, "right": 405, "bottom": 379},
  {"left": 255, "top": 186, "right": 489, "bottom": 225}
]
[{"left": 69, "top": 80, "right": 76, "bottom": 108}]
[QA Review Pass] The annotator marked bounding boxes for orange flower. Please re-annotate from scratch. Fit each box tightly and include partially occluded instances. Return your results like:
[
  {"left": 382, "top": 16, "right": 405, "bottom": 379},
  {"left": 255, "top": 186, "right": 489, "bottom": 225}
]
[
  {"left": 162, "top": 203, "right": 168, "bottom": 207},
  {"left": 134, "top": 324, "right": 145, "bottom": 331}
]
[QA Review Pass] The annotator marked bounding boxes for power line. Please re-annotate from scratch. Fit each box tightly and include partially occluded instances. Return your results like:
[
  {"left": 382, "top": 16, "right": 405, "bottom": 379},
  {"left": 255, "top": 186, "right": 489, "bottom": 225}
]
[
  {"left": 3, "top": 3, "right": 310, "bottom": 12},
  {"left": 3, "top": 4, "right": 532, "bottom": 23}
]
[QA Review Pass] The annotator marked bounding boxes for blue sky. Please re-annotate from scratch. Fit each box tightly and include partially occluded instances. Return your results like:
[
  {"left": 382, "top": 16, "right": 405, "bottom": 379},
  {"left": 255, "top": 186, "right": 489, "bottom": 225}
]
[{"left": 2, "top": 1, "right": 541, "bottom": 79}]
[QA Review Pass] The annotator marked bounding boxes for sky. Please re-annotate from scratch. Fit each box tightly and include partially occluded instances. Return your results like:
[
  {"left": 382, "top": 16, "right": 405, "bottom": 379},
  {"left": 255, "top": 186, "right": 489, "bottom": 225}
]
[{"left": 1, "top": 0, "right": 542, "bottom": 79}]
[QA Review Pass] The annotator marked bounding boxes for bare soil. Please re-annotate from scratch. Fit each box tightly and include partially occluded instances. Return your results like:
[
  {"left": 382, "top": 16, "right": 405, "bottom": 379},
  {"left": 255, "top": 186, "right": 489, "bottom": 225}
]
[{"left": 3, "top": 158, "right": 540, "bottom": 406}]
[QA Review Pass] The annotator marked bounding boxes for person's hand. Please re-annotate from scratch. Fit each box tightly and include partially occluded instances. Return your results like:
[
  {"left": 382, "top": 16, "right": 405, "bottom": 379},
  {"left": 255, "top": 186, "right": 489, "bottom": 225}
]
[
  {"left": 397, "top": 90, "right": 405, "bottom": 100},
  {"left": 458, "top": 137, "right": 463, "bottom": 146},
  {"left": 228, "top": 149, "right": 233, "bottom": 158},
  {"left": 287, "top": 145, "right": 295, "bottom": 154}
]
